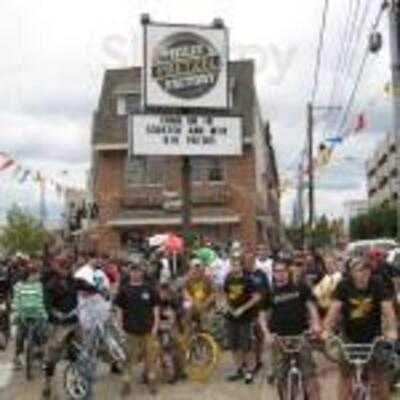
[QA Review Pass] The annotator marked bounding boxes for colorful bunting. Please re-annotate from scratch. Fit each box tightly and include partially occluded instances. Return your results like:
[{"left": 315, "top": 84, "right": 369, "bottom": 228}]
[{"left": 354, "top": 113, "right": 367, "bottom": 133}]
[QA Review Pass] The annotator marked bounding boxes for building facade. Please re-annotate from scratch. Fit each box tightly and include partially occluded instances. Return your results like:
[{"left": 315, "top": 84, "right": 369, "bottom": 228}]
[
  {"left": 89, "top": 60, "right": 281, "bottom": 255},
  {"left": 366, "top": 133, "right": 399, "bottom": 207}
]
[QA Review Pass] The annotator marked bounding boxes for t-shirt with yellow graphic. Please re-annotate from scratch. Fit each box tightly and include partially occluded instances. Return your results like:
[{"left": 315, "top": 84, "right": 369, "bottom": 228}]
[
  {"left": 334, "top": 276, "right": 390, "bottom": 343},
  {"left": 185, "top": 276, "right": 214, "bottom": 306},
  {"left": 224, "top": 273, "right": 256, "bottom": 320}
]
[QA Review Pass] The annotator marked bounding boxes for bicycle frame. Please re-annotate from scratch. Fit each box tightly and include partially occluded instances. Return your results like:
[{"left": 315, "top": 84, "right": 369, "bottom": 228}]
[
  {"left": 327, "top": 336, "right": 388, "bottom": 400},
  {"left": 275, "top": 335, "right": 309, "bottom": 400}
]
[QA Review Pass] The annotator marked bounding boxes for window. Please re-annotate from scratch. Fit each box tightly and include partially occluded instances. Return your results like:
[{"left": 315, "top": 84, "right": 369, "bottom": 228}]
[
  {"left": 191, "top": 157, "right": 224, "bottom": 183},
  {"left": 125, "top": 156, "right": 164, "bottom": 185},
  {"left": 117, "top": 93, "right": 141, "bottom": 115}
]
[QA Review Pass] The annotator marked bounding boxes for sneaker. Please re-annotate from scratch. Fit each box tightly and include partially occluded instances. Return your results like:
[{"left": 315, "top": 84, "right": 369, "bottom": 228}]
[
  {"left": 111, "top": 362, "right": 122, "bottom": 375},
  {"left": 120, "top": 382, "right": 131, "bottom": 398},
  {"left": 244, "top": 371, "right": 254, "bottom": 384},
  {"left": 227, "top": 369, "right": 244, "bottom": 382}
]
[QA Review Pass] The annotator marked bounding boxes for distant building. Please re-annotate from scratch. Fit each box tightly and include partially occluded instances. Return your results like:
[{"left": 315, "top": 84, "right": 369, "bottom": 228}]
[
  {"left": 366, "top": 133, "right": 399, "bottom": 207},
  {"left": 89, "top": 60, "right": 282, "bottom": 254},
  {"left": 343, "top": 199, "right": 369, "bottom": 236}
]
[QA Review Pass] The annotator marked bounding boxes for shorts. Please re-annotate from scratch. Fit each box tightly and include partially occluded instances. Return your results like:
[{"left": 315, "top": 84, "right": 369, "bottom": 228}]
[
  {"left": 122, "top": 333, "right": 160, "bottom": 384},
  {"left": 226, "top": 318, "right": 252, "bottom": 352},
  {"left": 270, "top": 341, "right": 316, "bottom": 382}
]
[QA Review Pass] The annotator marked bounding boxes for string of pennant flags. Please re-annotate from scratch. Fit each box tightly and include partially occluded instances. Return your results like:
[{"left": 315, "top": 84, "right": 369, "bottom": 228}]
[
  {"left": 280, "top": 79, "right": 393, "bottom": 197},
  {"left": 0, "top": 152, "right": 82, "bottom": 198}
]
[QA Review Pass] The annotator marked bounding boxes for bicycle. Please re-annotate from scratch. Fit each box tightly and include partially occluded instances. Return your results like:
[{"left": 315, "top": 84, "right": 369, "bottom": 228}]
[
  {"left": 183, "top": 312, "right": 221, "bottom": 382},
  {"left": 63, "top": 317, "right": 126, "bottom": 400},
  {"left": 325, "top": 335, "right": 394, "bottom": 400},
  {"left": 273, "top": 334, "right": 313, "bottom": 400}
]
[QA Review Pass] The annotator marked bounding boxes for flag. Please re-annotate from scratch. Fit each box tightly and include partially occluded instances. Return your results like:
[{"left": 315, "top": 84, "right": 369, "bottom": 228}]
[
  {"left": 326, "top": 136, "right": 343, "bottom": 145},
  {"left": 0, "top": 153, "right": 14, "bottom": 172},
  {"left": 19, "top": 170, "right": 30, "bottom": 184},
  {"left": 384, "top": 82, "right": 391, "bottom": 96},
  {"left": 354, "top": 113, "right": 367, "bottom": 133}
]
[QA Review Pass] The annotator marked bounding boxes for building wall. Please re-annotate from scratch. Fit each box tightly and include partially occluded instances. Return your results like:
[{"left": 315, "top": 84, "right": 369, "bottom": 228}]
[
  {"left": 94, "top": 151, "right": 125, "bottom": 253},
  {"left": 366, "top": 134, "right": 399, "bottom": 208},
  {"left": 91, "top": 61, "right": 280, "bottom": 254}
]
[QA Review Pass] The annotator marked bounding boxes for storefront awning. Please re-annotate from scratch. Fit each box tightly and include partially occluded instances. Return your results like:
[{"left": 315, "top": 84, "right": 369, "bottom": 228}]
[{"left": 108, "top": 208, "right": 241, "bottom": 227}]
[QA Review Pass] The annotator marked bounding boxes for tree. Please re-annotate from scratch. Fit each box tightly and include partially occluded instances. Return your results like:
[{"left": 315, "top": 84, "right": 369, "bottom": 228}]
[
  {"left": 350, "top": 205, "right": 397, "bottom": 240},
  {"left": 0, "top": 205, "right": 46, "bottom": 256}
]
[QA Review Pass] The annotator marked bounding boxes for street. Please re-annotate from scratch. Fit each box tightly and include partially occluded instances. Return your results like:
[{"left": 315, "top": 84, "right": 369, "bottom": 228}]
[{"left": 0, "top": 344, "right": 340, "bottom": 400}]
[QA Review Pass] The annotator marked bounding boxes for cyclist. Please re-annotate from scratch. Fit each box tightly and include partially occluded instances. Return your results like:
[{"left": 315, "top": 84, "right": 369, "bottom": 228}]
[
  {"left": 323, "top": 256, "right": 398, "bottom": 400},
  {"left": 41, "top": 256, "right": 100, "bottom": 399},
  {"left": 243, "top": 251, "right": 269, "bottom": 375},
  {"left": 114, "top": 262, "right": 160, "bottom": 397},
  {"left": 258, "top": 258, "right": 322, "bottom": 399},
  {"left": 183, "top": 258, "right": 216, "bottom": 332},
  {"left": 224, "top": 254, "right": 262, "bottom": 384},
  {"left": 12, "top": 261, "right": 47, "bottom": 370}
]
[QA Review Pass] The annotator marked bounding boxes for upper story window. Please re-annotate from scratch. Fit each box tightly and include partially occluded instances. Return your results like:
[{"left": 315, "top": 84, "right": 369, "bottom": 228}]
[
  {"left": 125, "top": 155, "right": 164, "bottom": 186},
  {"left": 117, "top": 93, "right": 141, "bottom": 115},
  {"left": 191, "top": 157, "right": 225, "bottom": 183}
]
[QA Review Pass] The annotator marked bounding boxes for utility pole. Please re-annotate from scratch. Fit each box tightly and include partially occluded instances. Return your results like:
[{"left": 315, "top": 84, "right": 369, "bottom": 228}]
[
  {"left": 181, "top": 156, "right": 192, "bottom": 260},
  {"left": 307, "top": 102, "right": 314, "bottom": 251},
  {"left": 389, "top": 0, "right": 400, "bottom": 241},
  {"left": 306, "top": 104, "right": 341, "bottom": 251}
]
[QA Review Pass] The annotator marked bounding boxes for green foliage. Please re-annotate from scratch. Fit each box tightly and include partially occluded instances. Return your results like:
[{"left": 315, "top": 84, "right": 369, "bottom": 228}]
[
  {"left": 0, "top": 205, "right": 46, "bottom": 256},
  {"left": 350, "top": 205, "right": 397, "bottom": 240}
]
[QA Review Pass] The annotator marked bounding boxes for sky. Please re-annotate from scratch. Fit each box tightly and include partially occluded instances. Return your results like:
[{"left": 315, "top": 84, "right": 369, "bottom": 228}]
[{"left": 0, "top": 0, "right": 395, "bottom": 224}]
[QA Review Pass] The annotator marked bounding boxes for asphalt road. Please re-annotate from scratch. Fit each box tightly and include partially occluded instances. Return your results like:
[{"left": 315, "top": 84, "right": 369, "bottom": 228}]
[{"left": 0, "top": 343, "right": 343, "bottom": 400}]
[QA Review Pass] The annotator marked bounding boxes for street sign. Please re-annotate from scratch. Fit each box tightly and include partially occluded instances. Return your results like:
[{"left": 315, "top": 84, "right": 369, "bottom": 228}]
[
  {"left": 143, "top": 22, "right": 229, "bottom": 109},
  {"left": 129, "top": 113, "right": 242, "bottom": 156}
]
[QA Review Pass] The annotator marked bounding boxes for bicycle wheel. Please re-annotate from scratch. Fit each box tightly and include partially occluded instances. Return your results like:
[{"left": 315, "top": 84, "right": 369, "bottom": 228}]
[
  {"left": 63, "top": 362, "right": 90, "bottom": 400},
  {"left": 185, "top": 333, "right": 220, "bottom": 382},
  {"left": 26, "top": 327, "right": 34, "bottom": 381},
  {"left": 277, "top": 374, "right": 306, "bottom": 400}
]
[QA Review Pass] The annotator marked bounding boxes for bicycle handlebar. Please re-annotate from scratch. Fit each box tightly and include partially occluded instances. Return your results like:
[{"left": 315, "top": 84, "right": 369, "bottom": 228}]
[{"left": 326, "top": 335, "right": 393, "bottom": 366}]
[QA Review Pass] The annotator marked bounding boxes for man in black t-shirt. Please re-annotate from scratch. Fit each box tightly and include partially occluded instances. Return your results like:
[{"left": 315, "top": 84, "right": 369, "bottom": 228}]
[
  {"left": 243, "top": 252, "right": 269, "bottom": 374},
  {"left": 115, "top": 263, "right": 160, "bottom": 397},
  {"left": 223, "top": 256, "right": 262, "bottom": 384},
  {"left": 323, "top": 257, "right": 397, "bottom": 400},
  {"left": 258, "top": 259, "right": 322, "bottom": 400}
]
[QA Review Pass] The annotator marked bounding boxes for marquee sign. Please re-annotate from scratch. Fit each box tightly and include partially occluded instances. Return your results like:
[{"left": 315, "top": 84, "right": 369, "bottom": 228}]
[
  {"left": 143, "top": 22, "right": 229, "bottom": 109},
  {"left": 129, "top": 114, "right": 242, "bottom": 156}
]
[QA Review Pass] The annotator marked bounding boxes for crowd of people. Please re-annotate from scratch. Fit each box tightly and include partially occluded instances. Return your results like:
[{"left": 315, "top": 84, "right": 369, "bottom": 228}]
[{"left": 0, "top": 241, "right": 399, "bottom": 400}]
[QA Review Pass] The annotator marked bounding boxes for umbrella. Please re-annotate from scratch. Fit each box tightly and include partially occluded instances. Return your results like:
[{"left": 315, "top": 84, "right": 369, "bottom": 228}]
[
  {"left": 195, "top": 247, "right": 217, "bottom": 266},
  {"left": 164, "top": 234, "right": 184, "bottom": 254}
]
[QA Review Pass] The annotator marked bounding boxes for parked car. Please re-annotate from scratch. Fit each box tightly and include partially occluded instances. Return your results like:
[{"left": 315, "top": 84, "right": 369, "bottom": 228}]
[{"left": 345, "top": 239, "right": 398, "bottom": 259}]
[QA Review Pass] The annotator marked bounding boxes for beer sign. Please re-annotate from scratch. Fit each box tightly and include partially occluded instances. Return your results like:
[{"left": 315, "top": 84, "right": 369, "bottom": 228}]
[{"left": 143, "top": 22, "right": 229, "bottom": 109}]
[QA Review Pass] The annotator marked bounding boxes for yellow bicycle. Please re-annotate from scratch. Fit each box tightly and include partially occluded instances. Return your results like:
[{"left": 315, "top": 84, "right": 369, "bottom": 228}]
[{"left": 183, "top": 313, "right": 221, "bottom": 382}]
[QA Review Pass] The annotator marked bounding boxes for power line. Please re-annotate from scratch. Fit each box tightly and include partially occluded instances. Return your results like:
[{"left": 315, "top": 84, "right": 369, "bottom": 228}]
[
  {"left": 335, "top": 1, "right": 389, "bottom": 136},
  {"left": 327, "top": 0, "right": 355, "bottom": 108},
  {"left": 311, "top": 0, "right": 331, "bottom": 102}
]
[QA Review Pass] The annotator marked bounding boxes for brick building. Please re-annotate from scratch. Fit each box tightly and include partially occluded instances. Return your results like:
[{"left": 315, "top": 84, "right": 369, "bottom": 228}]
[{"left": 90, "top": 60, "right": 282, "bottom": 254}]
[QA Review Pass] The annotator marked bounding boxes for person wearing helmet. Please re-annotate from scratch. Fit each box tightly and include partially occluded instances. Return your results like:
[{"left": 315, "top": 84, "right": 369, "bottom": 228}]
[
  {"left": 41, "top": 255, "right": 100, "bottom": 399},
  {"left": 12, "top": 261, "right": 47, "bottom": 370}
]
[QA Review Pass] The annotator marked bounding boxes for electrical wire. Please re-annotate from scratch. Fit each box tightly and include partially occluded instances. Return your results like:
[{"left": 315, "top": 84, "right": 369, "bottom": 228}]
[{"left": 311, "top": 0, "right": 331, "bottom": 102}]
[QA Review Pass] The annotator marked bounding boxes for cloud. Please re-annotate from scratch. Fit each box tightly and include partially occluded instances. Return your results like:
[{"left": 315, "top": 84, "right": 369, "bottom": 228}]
[{"left": 0, "top": 0, "right": 395, "bottom": 224}]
